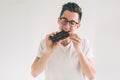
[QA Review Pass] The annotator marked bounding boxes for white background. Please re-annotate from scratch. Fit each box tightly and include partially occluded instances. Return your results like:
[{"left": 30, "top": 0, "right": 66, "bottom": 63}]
[{"left": 0, "top": 0, "right": 120, "bottom": 80}]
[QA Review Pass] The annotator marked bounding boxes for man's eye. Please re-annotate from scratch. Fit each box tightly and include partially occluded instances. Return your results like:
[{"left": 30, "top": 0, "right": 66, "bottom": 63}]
[
  {"left": 62, "top": 19, "right": 67, "bottom": 22},
  {"left": 70, "top": 22, "right": 76, "bottom": 25}
]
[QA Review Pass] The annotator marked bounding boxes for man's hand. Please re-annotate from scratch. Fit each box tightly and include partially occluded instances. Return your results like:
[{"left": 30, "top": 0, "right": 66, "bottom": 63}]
[
  {"left": 45, "top": 32, "right": 61, "bottom": 54},
  {"left": 69, "top": 33, "right": 82, "bottom": 51}
]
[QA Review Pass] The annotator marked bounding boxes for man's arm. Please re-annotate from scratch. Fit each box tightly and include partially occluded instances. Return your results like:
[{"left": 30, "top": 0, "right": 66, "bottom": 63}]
[
  {"left": 77, "top": 50, "right": 96, "bottom": 80},
  {"left": 69, "top": 33, "right": 96, "bottom": 80},
  {"left": 31, "top": 33, "right": 60, "bottom": 77},
  {"left": 31, "top": 52, "right": 52, "bottom": 77}
]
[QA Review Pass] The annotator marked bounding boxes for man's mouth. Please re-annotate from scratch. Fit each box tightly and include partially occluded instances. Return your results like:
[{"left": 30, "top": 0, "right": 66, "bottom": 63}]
[{"left": 62, "top": 29, "right": 70, "bottom": 32}]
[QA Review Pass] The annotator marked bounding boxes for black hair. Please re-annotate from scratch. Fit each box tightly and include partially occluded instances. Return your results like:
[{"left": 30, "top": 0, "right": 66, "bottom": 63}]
[{"left": 60, "top": 2, "right": 82, "bottom": 22}]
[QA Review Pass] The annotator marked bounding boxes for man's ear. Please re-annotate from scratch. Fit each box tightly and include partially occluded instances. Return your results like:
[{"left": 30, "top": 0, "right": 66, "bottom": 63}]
[
  {"left": 77, "top": 23, "right": 80, "bottom": 29},
  {"left": 58, "top": 17, "right": 60, "bottom": 24}
]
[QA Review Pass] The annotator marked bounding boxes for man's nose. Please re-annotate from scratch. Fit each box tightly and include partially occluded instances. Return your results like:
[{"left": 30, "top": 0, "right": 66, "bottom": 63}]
[{"left": 65, "top": 22, "right": 71, "bottom": 28}]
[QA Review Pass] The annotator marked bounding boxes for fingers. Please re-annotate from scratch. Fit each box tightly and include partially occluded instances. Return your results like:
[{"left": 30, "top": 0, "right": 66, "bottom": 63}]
[
  {"left": 51, "top": 40, "right": 61, "bottom": 48},
  {"left": 69, "top": 33, "right": 81, "bottom": 42},
  {"left": 46, "top": 31, "right": 60, "bottom": 45},
  {"left": 46, "top": 31, "right": 58, "bottom": 39},
  {"left": 49, "top": 32, "right": 57, "bottom": 37}
]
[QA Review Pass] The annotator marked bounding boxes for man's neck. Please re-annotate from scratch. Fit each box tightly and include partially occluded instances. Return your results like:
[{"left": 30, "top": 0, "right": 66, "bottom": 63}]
[{"left": 60, "top": 38, "right": 71, "bottom": 47}]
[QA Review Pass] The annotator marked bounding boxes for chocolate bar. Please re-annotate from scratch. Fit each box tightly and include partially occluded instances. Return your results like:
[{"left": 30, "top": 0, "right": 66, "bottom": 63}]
[{"left": 49, "top": 30, "right": 70, "bottom": 43}]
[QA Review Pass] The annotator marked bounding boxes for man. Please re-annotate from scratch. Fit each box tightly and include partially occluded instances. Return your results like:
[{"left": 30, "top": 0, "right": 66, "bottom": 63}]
[{"left": 31, "top": 2, "right": 96, "bottom": 80}]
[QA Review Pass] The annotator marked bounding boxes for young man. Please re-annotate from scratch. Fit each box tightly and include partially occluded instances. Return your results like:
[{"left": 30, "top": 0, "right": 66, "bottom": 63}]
[{"left": 31, "top": 2, "right": 96, "bottom": 80}]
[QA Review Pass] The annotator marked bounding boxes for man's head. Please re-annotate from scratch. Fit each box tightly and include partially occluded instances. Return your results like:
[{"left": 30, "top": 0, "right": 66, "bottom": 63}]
[
  {"left": 60, "top": 2, "right": 82, "bottom": 22},
  {"left": 58, "top": 2, "right": 82, "bottom": 32}
]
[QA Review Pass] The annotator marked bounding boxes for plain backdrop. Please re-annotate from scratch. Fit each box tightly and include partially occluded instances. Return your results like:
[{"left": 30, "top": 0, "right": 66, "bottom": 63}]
[{"left": 0, "top": 0, "right": 120, "bottom": 80}]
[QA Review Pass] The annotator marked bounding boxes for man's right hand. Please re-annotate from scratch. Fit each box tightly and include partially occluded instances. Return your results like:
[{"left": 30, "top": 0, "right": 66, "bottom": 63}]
[{"left": 45, "top": 32, "right": 61, "bottom": 54}]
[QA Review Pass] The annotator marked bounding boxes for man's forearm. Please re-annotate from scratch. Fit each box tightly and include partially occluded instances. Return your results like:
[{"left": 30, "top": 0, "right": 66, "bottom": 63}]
[
  {"left": 77, "top": 50, "right": 96, "bottom": 80},
  {"left": 31, "top": 52, "right": 52, "bottom": 77}
]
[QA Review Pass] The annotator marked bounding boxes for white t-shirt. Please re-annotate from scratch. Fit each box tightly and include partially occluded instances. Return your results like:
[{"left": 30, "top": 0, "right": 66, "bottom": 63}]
[{"left": 37, "top": 38, "right": 94, "bottom": 80}]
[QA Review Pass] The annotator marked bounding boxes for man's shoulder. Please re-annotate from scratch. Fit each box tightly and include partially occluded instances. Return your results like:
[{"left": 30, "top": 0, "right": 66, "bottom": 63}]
[
  {"left": 40, "top": 38, "right": 45, "bottom": 43},
  {"left": 39, "top": 38, "right": 46, "bottom": 47},
  {"left": 81, "top": 37, "right": 92, "bottom": 48},
  {"left": 81, "top": 37, "right": 90, "bottom": 43}
]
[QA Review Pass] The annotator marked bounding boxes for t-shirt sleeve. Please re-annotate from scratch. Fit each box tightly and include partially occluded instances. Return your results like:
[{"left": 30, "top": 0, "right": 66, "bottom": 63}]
[
  {"left": 37, "top": 39, "right": 46, "bottom": 57},
  {"left": 82, "top": 38, "right": 94, "bottom": 58}
]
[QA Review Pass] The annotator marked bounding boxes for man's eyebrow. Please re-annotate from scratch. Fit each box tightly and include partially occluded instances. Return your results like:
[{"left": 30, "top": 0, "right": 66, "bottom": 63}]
[{"left": 61, "top": 17, "right": 67, "bottom": 19}]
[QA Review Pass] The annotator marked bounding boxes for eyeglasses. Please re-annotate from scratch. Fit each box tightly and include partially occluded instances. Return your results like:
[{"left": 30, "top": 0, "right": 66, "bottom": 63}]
[{"left": 60, "top": 17, "right": 79, "bottom": 27}]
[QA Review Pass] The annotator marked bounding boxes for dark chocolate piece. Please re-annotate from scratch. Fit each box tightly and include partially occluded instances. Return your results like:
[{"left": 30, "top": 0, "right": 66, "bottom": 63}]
[{"left": 49, "top": 30, "right": 69, "bottom": 43}]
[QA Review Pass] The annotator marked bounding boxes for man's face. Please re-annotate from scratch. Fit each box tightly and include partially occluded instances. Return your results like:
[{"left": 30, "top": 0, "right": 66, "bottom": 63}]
[{"left": 58, "top": 10, "right": 80, "bottom": 33}]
